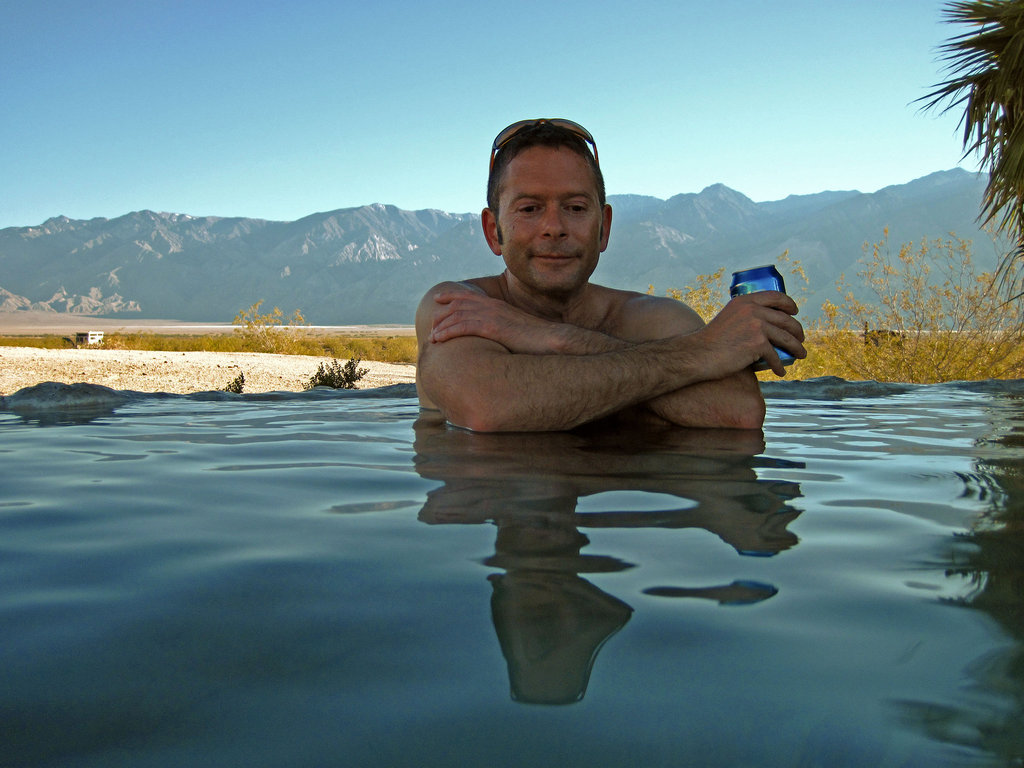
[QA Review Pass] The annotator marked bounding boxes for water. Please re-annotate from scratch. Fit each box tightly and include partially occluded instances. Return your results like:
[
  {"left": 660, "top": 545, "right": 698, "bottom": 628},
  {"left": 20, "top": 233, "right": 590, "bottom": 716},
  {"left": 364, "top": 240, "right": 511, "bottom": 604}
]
[{"left": 3, "top": 378, "right": 1024, "bottom": 767}]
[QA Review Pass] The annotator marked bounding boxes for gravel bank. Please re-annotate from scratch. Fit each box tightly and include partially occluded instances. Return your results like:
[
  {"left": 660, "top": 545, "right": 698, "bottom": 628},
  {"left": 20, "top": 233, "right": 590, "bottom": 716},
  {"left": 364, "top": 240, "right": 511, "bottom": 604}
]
[{"left": 0, "top": 346, "right": 416, "bottom": 396}]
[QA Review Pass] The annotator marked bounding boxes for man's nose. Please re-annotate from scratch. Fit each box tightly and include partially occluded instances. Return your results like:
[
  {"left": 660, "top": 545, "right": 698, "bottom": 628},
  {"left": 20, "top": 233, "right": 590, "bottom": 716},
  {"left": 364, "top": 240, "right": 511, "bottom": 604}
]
[{"left": 540, "top": 207, "right": 567, "bottom": 237}]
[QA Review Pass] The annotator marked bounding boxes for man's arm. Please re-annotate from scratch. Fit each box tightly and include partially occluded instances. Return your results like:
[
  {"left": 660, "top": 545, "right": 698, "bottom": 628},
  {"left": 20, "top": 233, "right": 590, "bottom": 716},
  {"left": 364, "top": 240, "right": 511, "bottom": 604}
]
[
  {"left": 606, "top": 295, "right": 767, "bottom": 429},
  {"left": 416, "top": 282, "right": 655, "bottom": 431},
  {"left": 416, "top": 282, "right": 804, "bottom": 432}
]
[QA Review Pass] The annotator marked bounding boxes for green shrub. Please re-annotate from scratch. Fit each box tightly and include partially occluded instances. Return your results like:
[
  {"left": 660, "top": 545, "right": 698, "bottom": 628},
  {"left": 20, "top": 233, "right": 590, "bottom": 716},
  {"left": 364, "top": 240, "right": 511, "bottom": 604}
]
[
  {"left": 222, "top": 371, "right": 245, "bottom": 394},
  {"left": 304, "top": 358, "right": 369, "bottom": 390}
]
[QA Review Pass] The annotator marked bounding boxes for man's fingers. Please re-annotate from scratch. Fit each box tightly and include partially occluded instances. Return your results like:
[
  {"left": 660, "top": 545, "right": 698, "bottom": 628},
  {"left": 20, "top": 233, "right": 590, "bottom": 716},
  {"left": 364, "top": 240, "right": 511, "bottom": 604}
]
[
  {"left": 754, "top": 290, "right": 800, "bottom": 316},
  {"left": 765, "top": 321, "right": 807, "bottom": 359},
  {"left": 745, "top": 296, "right": 805, "bottom": 347},
  {"left": 772, "top": 314, "right": 806, "bottom": 348},
  {"left": 430, "top": 309, "right": 476, "bottom": 342}
]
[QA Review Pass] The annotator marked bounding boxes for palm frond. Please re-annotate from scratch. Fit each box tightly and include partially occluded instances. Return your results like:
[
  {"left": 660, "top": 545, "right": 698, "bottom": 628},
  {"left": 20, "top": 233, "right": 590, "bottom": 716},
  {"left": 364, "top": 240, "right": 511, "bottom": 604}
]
[{"left": 919, "top": 0, "right": 1024, "bottom": 286}]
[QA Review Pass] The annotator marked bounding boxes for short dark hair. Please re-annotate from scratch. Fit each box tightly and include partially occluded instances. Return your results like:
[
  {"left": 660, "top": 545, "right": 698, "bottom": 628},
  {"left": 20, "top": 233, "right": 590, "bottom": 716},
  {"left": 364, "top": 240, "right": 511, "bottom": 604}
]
[{"left": 486, "top": 123, "right": 606, "bottom": 212}]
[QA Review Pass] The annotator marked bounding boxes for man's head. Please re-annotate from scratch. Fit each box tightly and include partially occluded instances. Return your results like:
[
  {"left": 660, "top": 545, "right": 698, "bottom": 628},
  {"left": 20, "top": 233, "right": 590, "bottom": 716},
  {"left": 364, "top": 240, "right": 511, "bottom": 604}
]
[
  {"left": 480, "top": 121, "right": 613, "bottom": 300},
  {"left": 486, "top": 119, "right": 605, "bottom": 215}
]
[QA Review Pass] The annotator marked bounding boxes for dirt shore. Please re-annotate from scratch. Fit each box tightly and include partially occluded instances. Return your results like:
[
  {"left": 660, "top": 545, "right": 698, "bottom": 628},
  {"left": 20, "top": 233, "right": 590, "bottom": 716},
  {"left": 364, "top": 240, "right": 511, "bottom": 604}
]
[
  {"left": 0, "top": 346, "right": 416, "bottom": 396},
  {"left": 0, "top": 311, "right": 416, "bottom": 337}
]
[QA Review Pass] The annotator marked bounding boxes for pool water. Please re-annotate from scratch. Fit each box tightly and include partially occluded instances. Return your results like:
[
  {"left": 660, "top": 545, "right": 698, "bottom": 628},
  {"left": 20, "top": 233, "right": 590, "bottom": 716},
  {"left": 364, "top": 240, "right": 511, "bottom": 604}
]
[{"left": 3, "top": 379, "right": 1024, "bottom": 767}]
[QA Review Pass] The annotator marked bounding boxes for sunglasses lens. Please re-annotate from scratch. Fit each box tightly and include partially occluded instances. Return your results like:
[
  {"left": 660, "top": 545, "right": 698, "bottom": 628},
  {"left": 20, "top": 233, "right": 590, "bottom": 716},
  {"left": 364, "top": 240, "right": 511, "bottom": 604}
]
[
  {"left": 492, "top": 120, "right": 536, "bottom": 151},
  {"left": 491, "top": 119, "right": 597, "bottom": 165}
]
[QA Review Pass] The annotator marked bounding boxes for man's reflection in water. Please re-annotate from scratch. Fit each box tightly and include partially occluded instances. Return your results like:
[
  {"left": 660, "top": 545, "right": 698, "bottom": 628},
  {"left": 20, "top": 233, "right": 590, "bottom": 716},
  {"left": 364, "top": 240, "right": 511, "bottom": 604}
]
[
  {"left": 487, "top": 524, "right": 633, "bottom": 705},
  {"left": 413, "top": 413, "right": 804, "bottom": 705}
]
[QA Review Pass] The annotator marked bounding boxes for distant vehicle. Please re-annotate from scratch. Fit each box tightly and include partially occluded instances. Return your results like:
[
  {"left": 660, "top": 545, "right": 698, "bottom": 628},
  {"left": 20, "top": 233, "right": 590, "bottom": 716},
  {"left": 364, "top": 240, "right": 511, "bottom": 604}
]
[{"left": 74, "top": 331, "right": 104, "bottom": 346}]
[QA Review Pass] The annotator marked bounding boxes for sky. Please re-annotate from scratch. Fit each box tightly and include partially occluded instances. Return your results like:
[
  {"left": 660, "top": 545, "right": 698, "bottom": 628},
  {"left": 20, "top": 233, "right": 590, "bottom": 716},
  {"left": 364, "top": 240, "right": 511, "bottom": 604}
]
[{"left": 0, "top": 0, "right": 983, "bottom": 229}]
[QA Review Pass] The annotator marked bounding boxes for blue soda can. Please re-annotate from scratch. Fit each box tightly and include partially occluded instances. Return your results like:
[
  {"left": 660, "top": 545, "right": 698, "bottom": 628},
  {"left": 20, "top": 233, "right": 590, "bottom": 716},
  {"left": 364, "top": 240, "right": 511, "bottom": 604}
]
[{"left": 729, "top": 264, "right": 796, "bottom": 371}]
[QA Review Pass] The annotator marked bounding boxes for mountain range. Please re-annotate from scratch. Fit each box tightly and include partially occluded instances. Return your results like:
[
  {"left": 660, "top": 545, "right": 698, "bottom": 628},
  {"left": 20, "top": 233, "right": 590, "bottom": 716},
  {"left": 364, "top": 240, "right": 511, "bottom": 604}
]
[{"left": 0, "top": 169, "right": 994, "bottom": 325}]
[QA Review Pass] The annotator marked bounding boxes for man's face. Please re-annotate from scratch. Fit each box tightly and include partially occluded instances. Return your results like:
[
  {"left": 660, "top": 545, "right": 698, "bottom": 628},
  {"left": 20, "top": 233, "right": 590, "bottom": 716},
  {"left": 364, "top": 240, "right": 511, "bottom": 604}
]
[{"left": 483, "top": 145, "right": 611, "bottom": 298}]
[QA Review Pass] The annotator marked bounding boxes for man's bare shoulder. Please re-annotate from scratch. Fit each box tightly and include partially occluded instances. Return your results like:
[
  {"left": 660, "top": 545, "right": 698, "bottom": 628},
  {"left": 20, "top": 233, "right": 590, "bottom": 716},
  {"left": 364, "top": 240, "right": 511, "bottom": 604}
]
[
  {"left": 417, "top": 276, "right": 501, "bottom": 312},
  {"left": 591, "top": 284, "right": 705, "bottom": 341},
  {"left": 414, "top": 276, "right": 509, "bottom": 413},
  {"left": 417, "top": 279, "right": 489, "bottom": 330},
  {"left": 419, "top": 278, "right": 489, "bottom": 300},
  {"left": 461, "top": 275, "right": 504, "bottom": 298}
]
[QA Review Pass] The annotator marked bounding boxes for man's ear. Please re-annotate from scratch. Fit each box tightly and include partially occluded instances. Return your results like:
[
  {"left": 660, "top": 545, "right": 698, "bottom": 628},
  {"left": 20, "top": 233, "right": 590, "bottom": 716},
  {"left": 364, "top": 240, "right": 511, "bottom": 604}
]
[
  {"left": 599, "top": 203, "right": 613, "bottom": 252},
  {"left": 482, "top": 207, "right": 504, "bottom": 255}
]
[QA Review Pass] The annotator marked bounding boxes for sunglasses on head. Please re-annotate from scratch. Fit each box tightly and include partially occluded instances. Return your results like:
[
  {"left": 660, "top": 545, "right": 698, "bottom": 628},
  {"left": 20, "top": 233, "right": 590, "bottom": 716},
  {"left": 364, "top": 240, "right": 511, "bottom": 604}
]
[{"left": 489, "top": 119, "right": 599, "bottom": 170}]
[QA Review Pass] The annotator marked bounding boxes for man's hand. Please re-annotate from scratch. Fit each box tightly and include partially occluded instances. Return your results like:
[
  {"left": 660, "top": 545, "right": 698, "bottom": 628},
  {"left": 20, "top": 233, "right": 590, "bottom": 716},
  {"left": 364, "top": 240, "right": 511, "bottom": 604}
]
[
  {"left": 429, "top": 288, "right": 558, "bottom": 352},
  {"left": 429, "top": 286, "right": 620, "bottom": 355},
  {"left": 697, "top": 291, "right": 806, "bottom": 377}
]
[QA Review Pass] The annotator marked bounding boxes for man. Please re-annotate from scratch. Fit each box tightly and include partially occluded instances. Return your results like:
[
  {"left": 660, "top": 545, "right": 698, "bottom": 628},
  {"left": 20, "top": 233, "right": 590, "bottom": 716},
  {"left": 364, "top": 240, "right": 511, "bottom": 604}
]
[{"left": 415, "top": 119, "right": 805, "bottom": 432}]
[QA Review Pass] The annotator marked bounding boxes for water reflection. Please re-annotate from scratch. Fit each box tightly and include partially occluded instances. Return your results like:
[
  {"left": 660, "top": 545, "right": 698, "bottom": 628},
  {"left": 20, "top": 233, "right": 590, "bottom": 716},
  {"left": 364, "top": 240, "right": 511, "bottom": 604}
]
[
  {"left": 412, "top": 413, "right": 804, "bottom": 704},
  {"left": 929, "top": 392, "right": 1024, "bottom": 761}
]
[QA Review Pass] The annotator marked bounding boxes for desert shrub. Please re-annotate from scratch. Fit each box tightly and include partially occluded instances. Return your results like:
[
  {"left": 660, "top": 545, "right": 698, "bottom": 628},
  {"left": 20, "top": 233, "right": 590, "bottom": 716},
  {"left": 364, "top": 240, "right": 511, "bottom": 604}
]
[
  {"left": 651, "top": 252, "right": 806, "bottom": 324},
  {"left": 651, "top": 267, "right": 728, "bottom": 323},
  {"left": 814, "top": 231, "right": 1024, "bottom": 382},
  {"left": 651, "top": 253, "right": 809, "bottom": 380},
  {"left": 0, "top": 335, "right": 72, "bottom": 349},
  {"left": 232, "top": 301, "right": 308, "bottom": 354},
  {"left": 22, "top": 330, "right": 419, "bottom": 362},
  {"left": 304, "top": 358, "right": 369, "bottom": 390},
  {"left": 779, "top": 331, "right": 856, "bottom": 381},
  {"left": 102, "top": 333, "right": 239, "bottom": 352},
  {"left": 223, "top": 372, "right": 245, "bottom": 394},
  {"left": 320, "top": 335, "right": 418, "bottom": 363}
]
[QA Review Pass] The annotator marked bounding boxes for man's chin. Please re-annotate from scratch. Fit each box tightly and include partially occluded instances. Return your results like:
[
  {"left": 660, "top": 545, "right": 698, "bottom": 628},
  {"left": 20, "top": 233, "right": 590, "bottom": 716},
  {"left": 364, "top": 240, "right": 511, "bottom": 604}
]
[{"left": 530, "top": 272, "right": 590, "bottom": 297}]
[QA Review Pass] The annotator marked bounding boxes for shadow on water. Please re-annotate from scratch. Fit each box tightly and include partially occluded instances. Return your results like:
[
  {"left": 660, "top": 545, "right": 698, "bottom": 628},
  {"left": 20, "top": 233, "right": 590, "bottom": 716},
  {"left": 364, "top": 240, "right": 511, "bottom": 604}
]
[{"left": 412, "top": 413, "right": 804, "bottom": 705}]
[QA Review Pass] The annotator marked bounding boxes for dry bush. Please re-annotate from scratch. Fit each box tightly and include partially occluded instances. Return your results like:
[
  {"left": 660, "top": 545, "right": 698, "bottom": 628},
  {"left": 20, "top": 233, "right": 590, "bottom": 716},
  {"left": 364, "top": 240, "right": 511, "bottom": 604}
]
[
  {"left": 320, "top": 335, "right": 418, "bottom": 363},
  {"left": 650, "top": 252, "right": 806, "bottom": 324},
  {"left": 654, "top": 237, "right": 1024, "bottom": 383},
  {"left": 232, "top": 301, "right": 308, "bottom": 354},
  {"left": 42, "top": 329, "right": 419, "bottom": 362},
  {"left": 653, "top": 267, "right": 728, "bottom": 323},
  {"left": 0, "top": 335, "right": 71, "bottom": 349},
  {"left": 814, "top": 231, "right": 1024, "bottom": 382}
]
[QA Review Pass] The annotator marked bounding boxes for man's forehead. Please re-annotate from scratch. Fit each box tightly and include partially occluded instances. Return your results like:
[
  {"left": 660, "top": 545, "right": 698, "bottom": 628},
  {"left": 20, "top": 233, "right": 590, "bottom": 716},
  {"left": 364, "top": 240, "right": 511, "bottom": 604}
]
[{"left": 498, "top": 146, "right": 601, "bottom": 201}]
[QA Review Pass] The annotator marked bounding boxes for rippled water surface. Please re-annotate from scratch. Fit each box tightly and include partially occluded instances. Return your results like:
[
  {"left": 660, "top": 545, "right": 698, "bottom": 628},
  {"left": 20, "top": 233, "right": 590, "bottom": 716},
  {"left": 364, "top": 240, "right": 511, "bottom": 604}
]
[{"left": 3, "top": 379, "right": 1024, "bottom": 767}]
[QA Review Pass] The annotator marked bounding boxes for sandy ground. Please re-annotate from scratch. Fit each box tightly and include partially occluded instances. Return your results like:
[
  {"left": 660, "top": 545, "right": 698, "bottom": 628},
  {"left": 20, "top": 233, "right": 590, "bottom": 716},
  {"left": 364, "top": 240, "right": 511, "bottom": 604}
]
[
  {"left": 0, "top": 311, "right": 415, "bottom": 337},
  {"left": 0, "top": 345, "right": 417, "bottom": 396}
]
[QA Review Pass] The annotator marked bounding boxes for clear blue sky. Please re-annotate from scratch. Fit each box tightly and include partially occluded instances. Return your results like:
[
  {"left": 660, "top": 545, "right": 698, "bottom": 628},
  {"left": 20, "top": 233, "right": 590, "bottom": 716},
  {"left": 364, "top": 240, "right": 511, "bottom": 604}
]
[{"left": 0, "top": 0, "right": 980, "bottom": 229}]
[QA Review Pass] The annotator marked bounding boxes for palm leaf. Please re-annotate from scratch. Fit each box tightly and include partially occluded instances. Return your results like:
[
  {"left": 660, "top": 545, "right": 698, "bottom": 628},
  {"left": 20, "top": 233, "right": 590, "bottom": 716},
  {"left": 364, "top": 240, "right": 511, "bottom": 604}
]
[{"left": 919, "top": 0, "right": 1024, "bottom": 291}]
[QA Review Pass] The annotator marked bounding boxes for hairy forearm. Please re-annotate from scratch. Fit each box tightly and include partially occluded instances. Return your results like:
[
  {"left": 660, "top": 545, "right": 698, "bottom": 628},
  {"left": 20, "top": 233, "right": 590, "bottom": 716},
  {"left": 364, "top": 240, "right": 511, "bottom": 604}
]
[
  {"left": 478, "top": 320, "right": 765, "bottom": 429},
  {"left": 533, "top": 326, "right": 765, "bottom": 429},
  {"left": 422, "top": 334, "right": 721, "bottom": 432},
  {"left": 645, "top": 371, "right": 765, "bottom": 429},
  {"left": 548, "top": 324, "right": 630, "bottom": 355}
]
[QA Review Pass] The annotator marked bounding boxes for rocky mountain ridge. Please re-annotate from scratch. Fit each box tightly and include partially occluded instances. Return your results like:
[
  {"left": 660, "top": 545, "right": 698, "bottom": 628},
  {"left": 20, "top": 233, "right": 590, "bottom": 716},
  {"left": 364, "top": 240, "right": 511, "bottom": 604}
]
[{"left": 0, "top": 169, "right": 992, "bottom": 324}]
